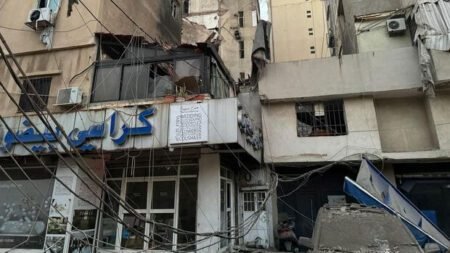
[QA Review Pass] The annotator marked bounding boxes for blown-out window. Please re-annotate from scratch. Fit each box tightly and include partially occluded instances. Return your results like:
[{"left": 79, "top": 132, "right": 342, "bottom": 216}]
[
  {"left": 92, "top": 59, "right": 201, "bottom": 103},
  {"left": 296, "top": 100, "right": 347, "bottom": 137},
  {"left": 0, "top": 165, "right": 55, "bottom": 249}
]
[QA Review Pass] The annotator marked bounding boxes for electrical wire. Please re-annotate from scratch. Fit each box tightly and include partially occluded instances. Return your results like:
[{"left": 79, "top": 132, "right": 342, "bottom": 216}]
[{"left": 0, "top": 2, "right": 278, "bottom": 250}]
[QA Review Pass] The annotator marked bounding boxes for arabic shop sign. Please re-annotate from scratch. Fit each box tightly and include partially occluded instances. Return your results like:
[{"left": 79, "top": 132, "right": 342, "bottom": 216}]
[{"left": 0, "top": 107, "right": 162, "bottom": 156}]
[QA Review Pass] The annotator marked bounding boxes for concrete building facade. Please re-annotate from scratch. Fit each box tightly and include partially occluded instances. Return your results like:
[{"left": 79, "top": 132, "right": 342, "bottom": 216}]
[
  {"left": 258, "top": 0, "right": 450, "bottom": 241},
  {"left": 184, "top": 0, "right": 259, "bottom": 81},
  {"left": 270, "top": 0, "right": 330, "bottom": 62},
  {"left": 0, "top": 1, "right": 273, "bottom": 252}
]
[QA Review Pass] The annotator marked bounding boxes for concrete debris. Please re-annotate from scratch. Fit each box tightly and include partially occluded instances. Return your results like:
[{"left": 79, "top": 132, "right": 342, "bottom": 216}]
[{"left": 181, "top": 18, "right": 221, "bottom": 46}]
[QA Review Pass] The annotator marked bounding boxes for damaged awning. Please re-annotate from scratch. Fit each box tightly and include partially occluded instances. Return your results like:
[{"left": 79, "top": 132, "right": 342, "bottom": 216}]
[
  {"left": 411, "top": 0, "right": 450, "bottom": 95},
  {"left": 343, "top": 159, "right": 450, "bottom": 251},
  {"left": 413, "top": 0, "right": 450, "bottom": 51}
]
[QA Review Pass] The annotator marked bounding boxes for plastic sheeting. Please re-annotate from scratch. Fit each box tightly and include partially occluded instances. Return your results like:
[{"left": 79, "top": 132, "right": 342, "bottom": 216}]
[{"left": 344, "top": 159, "right": 450, "bottom": 251}]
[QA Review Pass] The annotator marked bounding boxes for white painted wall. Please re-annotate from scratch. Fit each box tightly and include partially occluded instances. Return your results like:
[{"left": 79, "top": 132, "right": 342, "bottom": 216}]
[
  {"left": 262, "top": 97, "right": 382, "bottom": 163},
  {"left": 356, "top": 20, "right": 412, "bottom": 53},
  {"left": 262, "top": 92, "right": 450, "bottom": 164},
  {"left": 196, "top": 152, "right": 221, "bottom": 252}
]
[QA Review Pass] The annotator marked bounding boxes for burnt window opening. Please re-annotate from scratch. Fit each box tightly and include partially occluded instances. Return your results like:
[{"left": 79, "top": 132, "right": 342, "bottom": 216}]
[
  {"left": 183, "top": 0, "right": 189, "bottom": 15},
  {"left": 38, "top": 0, "right": 47, "bottom": 8},
  {"left": 238, "top": 11, "right": 244, "bottom": 27},
  {"left": 296, "top": 100, "right": 347, "bottom": 137},
  {"left": 94, "top": 38, "right": 233, "bottom": 103},
  {"left": 92, "top": 59, "right": 203, "bottom": 103},
  {"left": 19, "top": 77, "right": 51, "bottom": 112},
  {"left": 239, "top": 41, "right": 245, "bottom": 59},
  {"left": 171, "top": 0, "right": 179, "bottom": 19}
]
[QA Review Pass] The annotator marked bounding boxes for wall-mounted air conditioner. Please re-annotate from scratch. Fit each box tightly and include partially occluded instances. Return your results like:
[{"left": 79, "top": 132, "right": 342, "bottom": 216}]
[
  {"left": 387, "top": 18, "right": 406, "bottom": 37},
  {"left": 25, "top": 8, "right": 53, "bottom": 30},
  {"left": 55, "top": 87, "right": 83, "bottom": 106}
]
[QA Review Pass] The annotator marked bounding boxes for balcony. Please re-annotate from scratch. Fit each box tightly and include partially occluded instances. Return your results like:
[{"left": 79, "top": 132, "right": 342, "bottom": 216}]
[
  {"left": 259, "top": 47, "right": 423, "bottom": 102},
  {"left": 91, "top": 42, "right": 234, "bottom": 104}
]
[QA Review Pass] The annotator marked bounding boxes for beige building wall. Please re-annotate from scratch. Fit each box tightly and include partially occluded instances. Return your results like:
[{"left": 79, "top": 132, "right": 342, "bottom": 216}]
[
  {"left": 0, "top": 0, "right": 182, "bottom": 116},
  {"left": 185, "top": 0, "right": 258, "bottom": 80},
  {"left": 262, "top": 93, "right": 450, "bottom": 164},
  {"left": 0, "top": 0, "right": 181, "bottom": 54},
  {"left": 271, "top": 0, "right": 329, "bottom": 62},
  {"left": 219, "top": 0, "right": 258, "bottom": 80},
  {"left": 375, "top": 97, "right": 438, "bottom": 153}
]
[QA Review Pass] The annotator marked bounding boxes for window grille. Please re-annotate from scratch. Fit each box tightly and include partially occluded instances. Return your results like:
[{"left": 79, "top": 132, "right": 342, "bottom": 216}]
[
  {"left": 19, "top": 77, "right": 51, "bottom": 112},
  {"left": 296, "top": 100, "right": 347, "bottom": 137}
]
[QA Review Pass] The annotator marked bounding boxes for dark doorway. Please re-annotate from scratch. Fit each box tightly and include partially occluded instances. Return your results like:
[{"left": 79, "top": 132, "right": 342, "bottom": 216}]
[{"left": 277, "top": 164, "right": 358, "bottom": 237}]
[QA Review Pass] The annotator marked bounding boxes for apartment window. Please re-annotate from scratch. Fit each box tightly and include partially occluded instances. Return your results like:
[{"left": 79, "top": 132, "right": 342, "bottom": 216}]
[
  {"left": 307, "top": 10, "right": 312, "bottom": 18},
  {"left": 240, "top": 72, "right": 246, "bottom": 80},
  {"left": 310, "top": 46, "right": 316, "bottom": 54},
  {"left": 309, "top": 28, "right": 314, "bottom": 35},
  {"left": 239, "top": 41, "right": 245, "bottom": 59},
  {"left": 183, "top": 0, "right": 189, "bottom": 15},
  {"left": 238, "top": 11, "right": 244, "bottom": 27},
  {"left": 243, "top": 192, "right": 265, "bottom": 212},
  {"left": 296, "top": 100, "right": 347, "bottom": 137},
  {"left": 19, "top": 77, "right": 51, "bottom": 112}
]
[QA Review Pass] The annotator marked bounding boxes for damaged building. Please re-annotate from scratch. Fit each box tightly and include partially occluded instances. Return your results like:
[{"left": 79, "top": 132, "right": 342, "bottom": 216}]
[
  {"left": 254, "top": 0, "right": 450, "bottom": 247},
  {"left": 0, "top": 0, "right": 272, "bottom": 252}
]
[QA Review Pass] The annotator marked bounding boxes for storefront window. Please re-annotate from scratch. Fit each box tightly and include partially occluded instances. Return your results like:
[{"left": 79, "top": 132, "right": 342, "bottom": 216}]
[
  {"left": 99, "top": 180, "right": 121, "bottom": 249},
  {"left": 121, "top": 214, "right": 145, "bottom": 249},
  {"left": 101, "top": 165, "right": 198, "bottom": 251},
  {"left": 220, "top": 167, "right": 234, "bottom": 249},
  {"left": 0, "top": 166, "right": 55, "bottom": 249},
  {"left": 149, "top": 213, "right": 174, "bottom": 250},
  {"left": 177, "top": 178, "right": 197, "bottom": 250}
]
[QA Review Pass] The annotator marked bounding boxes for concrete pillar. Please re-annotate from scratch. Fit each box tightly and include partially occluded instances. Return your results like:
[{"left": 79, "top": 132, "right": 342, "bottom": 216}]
[{"left": 196, "top": 151, "right": 221, "bottom": 252}]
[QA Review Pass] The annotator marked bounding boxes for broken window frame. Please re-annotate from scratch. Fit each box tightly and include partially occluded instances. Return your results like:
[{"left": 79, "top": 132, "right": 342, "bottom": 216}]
[
  {"left": 91, "top": 54, "right": 204, "bottom": 103},
  {"left": 0, "top": 163, "right": 56, "bottom": 250},
  {"left": 296, "top": 100, "right": 347, "bottom": 137},
  {"left": 92, "top": 42, "right": 234, "bottom": 103}
]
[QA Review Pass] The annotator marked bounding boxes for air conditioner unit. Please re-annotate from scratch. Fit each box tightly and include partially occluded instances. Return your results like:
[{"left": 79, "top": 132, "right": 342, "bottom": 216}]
[
  {"left": 25, "top": 8, "right": 53, "bottom": 30},
  {"left": 386, "top": 18, "right": 406, "bottom": 36},
  {"left": 55, "top": 87, "right": 83, "bottom": 106}
]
